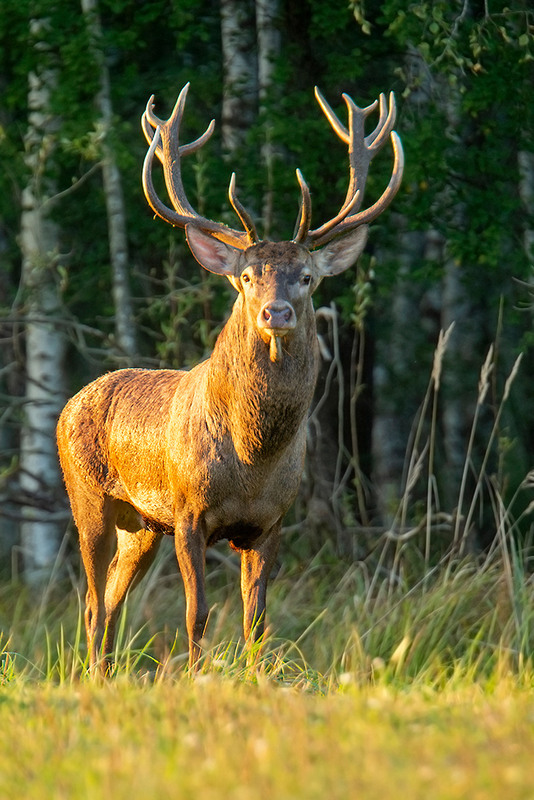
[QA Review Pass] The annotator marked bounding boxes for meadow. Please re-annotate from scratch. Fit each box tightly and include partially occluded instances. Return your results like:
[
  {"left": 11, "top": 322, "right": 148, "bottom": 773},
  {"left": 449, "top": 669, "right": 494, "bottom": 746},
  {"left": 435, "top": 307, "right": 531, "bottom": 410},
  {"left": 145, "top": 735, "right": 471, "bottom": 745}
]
[
  {"left": 1, "top": 534, "right": 533, "bottom": 800},
  {"left": 1, "top": 341, "right": 533, "bottom": 799}
]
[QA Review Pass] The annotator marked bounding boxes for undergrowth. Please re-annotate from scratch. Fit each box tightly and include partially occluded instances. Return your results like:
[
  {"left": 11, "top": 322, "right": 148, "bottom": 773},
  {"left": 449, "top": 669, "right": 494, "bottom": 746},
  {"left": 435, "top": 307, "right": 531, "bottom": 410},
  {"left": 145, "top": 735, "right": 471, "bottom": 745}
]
[{"left": 0, "top": 540, "right": 532, "bottom": 690}]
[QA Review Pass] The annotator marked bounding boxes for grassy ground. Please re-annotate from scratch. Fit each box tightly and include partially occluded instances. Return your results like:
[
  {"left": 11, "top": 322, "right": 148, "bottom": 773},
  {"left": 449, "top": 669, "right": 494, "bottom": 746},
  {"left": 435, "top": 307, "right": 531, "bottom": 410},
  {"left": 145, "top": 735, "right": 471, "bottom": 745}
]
[
  {"left": 1, "top": 536, "right": 533, "bottom": 799},
  {"left": 3, "top": 329, "right": 532, "bottom": 797},
  {"left": 0, "top": 676, "right": 533, "bottom": 799}
]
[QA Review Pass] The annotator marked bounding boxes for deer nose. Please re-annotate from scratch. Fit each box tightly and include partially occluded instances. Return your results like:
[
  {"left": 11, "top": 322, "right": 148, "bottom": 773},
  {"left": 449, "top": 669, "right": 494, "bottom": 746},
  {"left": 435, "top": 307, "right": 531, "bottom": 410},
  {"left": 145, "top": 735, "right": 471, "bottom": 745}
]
[{"left": 258, "top": 301, "right": 296, "bottom": 333}]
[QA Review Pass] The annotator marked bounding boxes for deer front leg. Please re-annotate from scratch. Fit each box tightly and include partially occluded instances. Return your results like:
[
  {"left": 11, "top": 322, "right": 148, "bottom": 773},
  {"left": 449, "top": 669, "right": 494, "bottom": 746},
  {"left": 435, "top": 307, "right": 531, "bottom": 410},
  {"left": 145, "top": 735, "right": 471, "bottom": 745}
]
[
  {"left": 240, "top": 522, "right": 281, "bottom": 645},
  {"left": 175, "top": 518, "right": 209, "bottom": 670}
]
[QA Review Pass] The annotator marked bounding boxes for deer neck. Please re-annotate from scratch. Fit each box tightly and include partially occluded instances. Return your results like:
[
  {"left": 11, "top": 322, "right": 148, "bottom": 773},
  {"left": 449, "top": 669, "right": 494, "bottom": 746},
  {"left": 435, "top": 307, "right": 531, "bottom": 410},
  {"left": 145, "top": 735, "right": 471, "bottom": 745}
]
[{"left": 207, "top": 298, "right": 319, "bottom": 464}]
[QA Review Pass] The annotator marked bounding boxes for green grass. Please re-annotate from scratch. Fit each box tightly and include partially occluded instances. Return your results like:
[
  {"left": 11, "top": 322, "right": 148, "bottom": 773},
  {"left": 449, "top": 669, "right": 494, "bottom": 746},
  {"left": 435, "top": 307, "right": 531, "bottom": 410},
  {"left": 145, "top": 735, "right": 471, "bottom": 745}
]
[
  {"left": 0, "top": 676, "right": 533, "bottom": 800},
  {"left": 0, "top": 541, "right": 533, "bottom": 799},
  {"left": 2, "top": 338, "right": 533, "bottom": 797},
  {"left": 2, "top": 537, "right": 532, "bottom": 686}
]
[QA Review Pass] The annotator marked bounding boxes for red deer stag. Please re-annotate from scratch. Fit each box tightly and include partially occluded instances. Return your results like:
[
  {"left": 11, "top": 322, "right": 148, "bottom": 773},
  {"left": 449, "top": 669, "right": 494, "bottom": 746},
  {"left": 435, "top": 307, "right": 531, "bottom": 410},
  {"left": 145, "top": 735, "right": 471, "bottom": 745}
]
[{"left": 57, "top": 83, "right": 403, "bottom": 671}]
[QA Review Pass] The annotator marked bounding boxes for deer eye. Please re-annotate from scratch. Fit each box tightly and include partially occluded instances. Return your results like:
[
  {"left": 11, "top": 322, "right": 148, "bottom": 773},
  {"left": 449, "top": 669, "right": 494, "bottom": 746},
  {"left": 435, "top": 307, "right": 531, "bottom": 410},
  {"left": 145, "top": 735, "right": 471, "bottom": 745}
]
[
  {"left": 301, "top": 274, "right": 311, "bottom": 286},
  {"left": 241, "top": 273, "right": 251, "bottom": 284}
]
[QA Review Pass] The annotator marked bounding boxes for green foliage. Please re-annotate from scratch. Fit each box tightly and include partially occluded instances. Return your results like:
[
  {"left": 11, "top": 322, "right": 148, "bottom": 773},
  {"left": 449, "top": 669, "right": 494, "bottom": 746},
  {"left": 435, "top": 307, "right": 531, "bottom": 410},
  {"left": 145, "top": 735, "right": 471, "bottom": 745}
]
[
  {"left": 1, "top": 0, "right": 532, "bottom": 322},
  {"left": 2, "top": 0, "right": 534, "bottom": 566}
]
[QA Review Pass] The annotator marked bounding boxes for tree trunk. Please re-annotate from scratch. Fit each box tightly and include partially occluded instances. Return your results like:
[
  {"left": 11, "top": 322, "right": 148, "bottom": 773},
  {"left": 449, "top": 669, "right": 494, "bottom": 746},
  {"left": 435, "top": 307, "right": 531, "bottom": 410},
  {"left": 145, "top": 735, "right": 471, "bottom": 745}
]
[
  {"left": 19, "top": 18, "right": 68, "bottom": 585},
  {"left": 220, "top": 0, "right": 257, "bottom": 156},
  {"left": 81, "top": 0, "right": 137, "bottom": 361},
  {"left": 440, "top": 85, "right": 482, "bottom": 511},
  {"left": 256, "top": 0, "right": 280, "bottom": 237},
  {"left": 518, "top": 149, "right": 534, "bottom": 264},
  {"left": 371, "top": 47, "right": 441, "bottom": 526},
  {"left": 373, "top": 231, "right": 422, "bottom": 521}
]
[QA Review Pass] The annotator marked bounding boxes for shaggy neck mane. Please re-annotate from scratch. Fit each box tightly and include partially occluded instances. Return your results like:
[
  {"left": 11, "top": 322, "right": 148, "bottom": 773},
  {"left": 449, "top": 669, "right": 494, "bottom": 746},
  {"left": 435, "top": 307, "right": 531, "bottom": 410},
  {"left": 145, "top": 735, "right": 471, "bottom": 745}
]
[{"left": 206, "top": 296, "right": 319, "bottom": 464}]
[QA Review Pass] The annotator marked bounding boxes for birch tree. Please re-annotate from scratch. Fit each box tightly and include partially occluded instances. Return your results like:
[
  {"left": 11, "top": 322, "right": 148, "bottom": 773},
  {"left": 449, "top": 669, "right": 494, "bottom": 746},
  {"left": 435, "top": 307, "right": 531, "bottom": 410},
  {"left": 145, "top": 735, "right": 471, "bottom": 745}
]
[
  {"left": 256, "top": 0, "right": 280, "bottom": 237},
  {"left": 81, "top": 0, "right": 137, "bottom": 360},
  {"left": 19, "top": 15, "right": 68, "bottom": 584},
  {"left": 220, "top": 0, "right": 257, "bottom": 156}
]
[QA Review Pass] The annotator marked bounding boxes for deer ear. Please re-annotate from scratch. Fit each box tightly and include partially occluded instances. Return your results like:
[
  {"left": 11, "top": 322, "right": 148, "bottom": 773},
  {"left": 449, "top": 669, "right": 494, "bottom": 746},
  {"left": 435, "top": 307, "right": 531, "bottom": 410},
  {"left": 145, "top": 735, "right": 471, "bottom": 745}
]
[
  {"left": 185, "top": 225, "right": 241, "bottom": 276},
  {"left": 311, "top": 225, "right": 368, "bottom": 277}
]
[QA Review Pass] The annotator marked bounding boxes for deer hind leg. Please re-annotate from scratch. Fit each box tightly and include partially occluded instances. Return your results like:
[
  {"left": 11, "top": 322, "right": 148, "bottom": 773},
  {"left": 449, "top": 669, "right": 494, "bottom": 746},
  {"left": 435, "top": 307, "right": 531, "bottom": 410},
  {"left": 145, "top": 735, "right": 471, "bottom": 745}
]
[
  {"left": 70, "top": 492, "right": 117, "bottom": 672},
  {"left": 102, "top": 518, "right": 162, "bottom": 665},
  {"left": 71, "top": 491, "right": 160, "bottom": 673}
]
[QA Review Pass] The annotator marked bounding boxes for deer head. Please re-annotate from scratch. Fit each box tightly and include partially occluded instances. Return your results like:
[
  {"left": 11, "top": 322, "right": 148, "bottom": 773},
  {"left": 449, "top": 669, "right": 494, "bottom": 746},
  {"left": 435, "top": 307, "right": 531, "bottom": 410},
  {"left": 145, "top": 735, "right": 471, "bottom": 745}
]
[
  {"left": 184, "top": 226, "right": 369, "bottom": 362},
  {"left": 141, "top": 83, "right": 403, "bottom": 361}
]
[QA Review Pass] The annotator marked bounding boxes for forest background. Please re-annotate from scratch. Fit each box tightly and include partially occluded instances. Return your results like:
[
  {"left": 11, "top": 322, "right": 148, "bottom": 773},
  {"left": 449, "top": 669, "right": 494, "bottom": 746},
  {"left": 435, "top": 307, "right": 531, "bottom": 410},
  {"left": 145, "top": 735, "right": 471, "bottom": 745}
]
[{"left": 1, "top": 0, "right": 534, "bottom": 588}]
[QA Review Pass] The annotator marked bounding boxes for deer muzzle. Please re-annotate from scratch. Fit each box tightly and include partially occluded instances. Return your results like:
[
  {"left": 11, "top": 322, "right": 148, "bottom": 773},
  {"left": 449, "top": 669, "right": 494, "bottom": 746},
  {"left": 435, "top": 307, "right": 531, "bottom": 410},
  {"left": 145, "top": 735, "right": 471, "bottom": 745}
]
[
  {"left": 257, "top": 301, "right": 296, "bottom": 363},
  {"left": 258, "top": 301, "right": 296, "bottom": 334}
]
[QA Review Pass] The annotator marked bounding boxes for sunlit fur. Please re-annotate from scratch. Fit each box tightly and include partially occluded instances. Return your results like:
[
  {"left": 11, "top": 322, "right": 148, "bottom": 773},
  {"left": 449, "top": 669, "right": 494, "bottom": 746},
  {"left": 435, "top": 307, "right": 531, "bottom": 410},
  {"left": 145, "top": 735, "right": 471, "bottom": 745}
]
[{"left": 57, "top": 232, "right": 367, "bottom": 672}]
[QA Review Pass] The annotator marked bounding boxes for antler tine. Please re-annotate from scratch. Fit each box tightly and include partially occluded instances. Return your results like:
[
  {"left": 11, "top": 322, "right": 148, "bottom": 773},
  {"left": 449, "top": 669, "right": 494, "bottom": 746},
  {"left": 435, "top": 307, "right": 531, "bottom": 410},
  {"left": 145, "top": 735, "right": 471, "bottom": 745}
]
[
  {"left": 229, "top": 173, "right": 259, "bottom": 244},
  {"left": 314, "top": 87, "right": 378, "bottom": 144},
  {"left": 141, "top": 84, "right": 257, "bottom": 248},
  {"left": 366, "top": 92, "right": 396, "bottom": 152},
  {"left": 143, "top": 95, "right": 217, "bottom": 160},
  {"left": 142, "top": 125, "right": 186, "bottom": 227},
  {"left": 304, "top": 87, "right": 404, "bottom": 248},
  {"left": 311, "top": 130, "right": 404, "bottom": 248},
  {"left": 293, "top": 169, "right": 312, "bottom": 244},
  {"left": 142, "top": 83, "right": 190, "bottom": 145},
  {"left": 141, "top": 95, "right": 164, "bottom": 161}
]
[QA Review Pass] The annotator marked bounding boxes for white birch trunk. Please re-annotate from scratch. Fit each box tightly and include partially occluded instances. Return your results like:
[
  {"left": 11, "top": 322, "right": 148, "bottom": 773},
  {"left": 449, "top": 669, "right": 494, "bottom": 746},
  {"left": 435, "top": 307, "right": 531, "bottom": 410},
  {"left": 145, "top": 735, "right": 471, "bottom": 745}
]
[
  {"left": 19, "top": 27, "right": 68, "bottom": 585},
  {"left": 256, "top": 0, "right": 280, "bottom": 237},
  {"left": 220, "top": 0, "right": 257, "bottom": 155},
  {"left": 81, "top": 0, "right": 137, "bottom": 360}
]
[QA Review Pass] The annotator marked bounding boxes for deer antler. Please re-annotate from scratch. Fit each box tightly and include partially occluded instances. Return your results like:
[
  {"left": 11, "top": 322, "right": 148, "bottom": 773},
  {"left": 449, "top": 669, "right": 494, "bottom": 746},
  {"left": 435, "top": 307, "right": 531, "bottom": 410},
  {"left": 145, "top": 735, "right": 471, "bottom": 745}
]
[
  {"left": 141, "top": 83, "right": 258, "bottom": 249},
  {"left": 293, "top": 88, "right": 404, "bottom": 248}
]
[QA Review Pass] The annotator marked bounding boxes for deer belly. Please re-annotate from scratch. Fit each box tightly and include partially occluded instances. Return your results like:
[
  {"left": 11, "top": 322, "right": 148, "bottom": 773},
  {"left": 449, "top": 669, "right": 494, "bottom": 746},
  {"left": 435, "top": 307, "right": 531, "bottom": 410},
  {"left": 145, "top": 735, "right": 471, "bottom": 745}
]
[
  {"left": 114, "top": 483, "right": 174, "bottom": 533},
  {"left": 209, "top": 521, "right": 264, "bottom": 550},
  {"left": 203, "top": 492, "right": 285, "bottom": 549}
]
